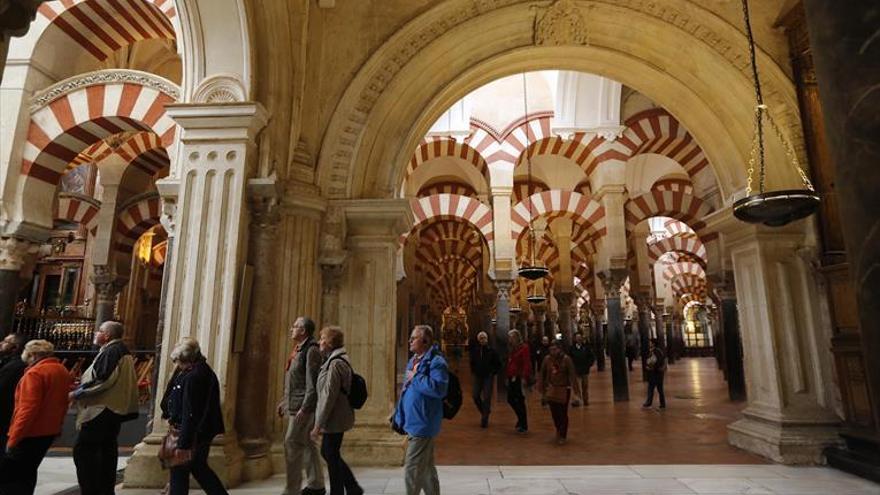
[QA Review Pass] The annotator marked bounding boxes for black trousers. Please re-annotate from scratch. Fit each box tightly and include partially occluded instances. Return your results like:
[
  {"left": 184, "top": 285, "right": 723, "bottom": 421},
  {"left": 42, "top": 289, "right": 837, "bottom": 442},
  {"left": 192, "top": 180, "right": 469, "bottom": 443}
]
[
  {"left": 506, "top": 377, "right": 528, "bottom": 431},
  {"left": 74, "top": 409, "right": 123, "bottom": 495},
  {"left": 321, "top": 432, "right": 361, "bottom": 495},
  {"left": 169, "top": 438, "right": 228, "bottom": 495},
  {"left": 644, "top": 372, "right": 666, "bottom": 407},
  {"left": 0, "top": 434, "right": 55, "bottom": 495}
]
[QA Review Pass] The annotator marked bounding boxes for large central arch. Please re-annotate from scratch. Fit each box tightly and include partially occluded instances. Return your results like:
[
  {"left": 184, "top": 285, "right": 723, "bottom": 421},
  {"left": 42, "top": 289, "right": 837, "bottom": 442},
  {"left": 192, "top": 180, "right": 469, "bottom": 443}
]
[{"left": 316, "top": 0, "right": 801, "bottom": 203}]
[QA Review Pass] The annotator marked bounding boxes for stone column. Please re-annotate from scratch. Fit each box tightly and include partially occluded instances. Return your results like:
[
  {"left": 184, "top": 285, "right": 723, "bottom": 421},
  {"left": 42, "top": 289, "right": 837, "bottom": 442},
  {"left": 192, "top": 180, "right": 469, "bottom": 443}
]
[
  {"left": 0, "top": 237, "right": 38, "bottom": 334},
  {"left": 663, "top": 311, "right": 675, "bottom": 365},
  {"left": 91, "top": 265, "right": 126, "bottom": 329},
  {"left": 334, "top": 199, "right": 411, "bottom": 465},
  {"left": 124, "top": 103, "right": 267, "bottom": 488},
  {"left": 555, "top": 292, "right": 574, "bottom": 344},
  {"left": 493, "top": 278, "right": 513, "bottom": 398},
  {"left": 635, "top": 295, "right": 652, "bottom": 382},
  {"left": 803, "top": 0, "right": 880, "bottom": 468},
  {"left": 717, "top": 283, "right": 746, "bottom": 401},
  {"left": 533, "top": 304, "right": 547, "bottom": 339},
  {"left": 601, "top": 272, "right": 628, "bottom": 401},
  {"left": 235, "top": 189, "right": 280, "bottom": 481},
  {"left": 653, "top": 304, "right": 666, "bottom": 348},
  {"left": 725, "top": 224, "right": 841, "bottom": 463},
  {"left": 591, "top": 299, "right": 606, "bottom": 371}
]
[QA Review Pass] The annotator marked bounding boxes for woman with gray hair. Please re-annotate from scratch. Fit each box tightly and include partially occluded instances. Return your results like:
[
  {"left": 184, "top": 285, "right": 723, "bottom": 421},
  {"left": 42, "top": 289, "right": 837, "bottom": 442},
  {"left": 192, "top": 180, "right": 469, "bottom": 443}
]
[
  {"left": 160, "top": 338, "right": 227, "bottom": 495},
  {"left": 0, "top": 340, "right": 72, "bottom": 494}
]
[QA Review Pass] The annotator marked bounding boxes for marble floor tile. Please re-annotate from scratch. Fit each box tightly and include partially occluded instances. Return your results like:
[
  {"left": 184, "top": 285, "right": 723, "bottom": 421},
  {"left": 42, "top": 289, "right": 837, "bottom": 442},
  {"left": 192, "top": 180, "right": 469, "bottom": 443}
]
[
  {"left": 678, "top": 477, "right": 776, "bottom": 494},
  {"left": 630, "top": 465, "right": 782, "bottom": 479},
  {"left": 560, "top": 477, "right": 697, "bottom": 494}
]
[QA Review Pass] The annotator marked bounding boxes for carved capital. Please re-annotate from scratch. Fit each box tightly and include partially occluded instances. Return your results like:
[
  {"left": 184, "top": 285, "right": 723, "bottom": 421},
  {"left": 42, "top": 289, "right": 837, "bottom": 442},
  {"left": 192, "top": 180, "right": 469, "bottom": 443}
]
[
  {"left": 493, "top": 279, "right": 513, "bottom": 300},
  {"left": 91, "top": 265, "right": 127, "bottom": 300},
  {"left": 534, "top": 0, "right": 589, "bottom": 46},
  {"left": 0, "top": 237, "right": 39, "bottom": 272}
]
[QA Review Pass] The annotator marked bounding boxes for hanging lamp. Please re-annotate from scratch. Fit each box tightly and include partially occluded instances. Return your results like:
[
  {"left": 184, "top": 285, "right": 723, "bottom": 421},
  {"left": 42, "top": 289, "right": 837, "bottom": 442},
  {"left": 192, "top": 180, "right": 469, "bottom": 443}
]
[
  {"left": 517, "top": 72, "right": 551, "bottom": 280},
  {"left": 732, "top": 0, "right": 819, "bottom": 227},
  {"left": 526, "top": 279, "right": 548, "bottom": 305}
]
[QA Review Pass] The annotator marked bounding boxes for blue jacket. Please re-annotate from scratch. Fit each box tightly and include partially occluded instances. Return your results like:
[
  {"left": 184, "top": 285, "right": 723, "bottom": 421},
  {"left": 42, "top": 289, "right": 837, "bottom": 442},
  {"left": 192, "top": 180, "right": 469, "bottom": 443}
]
[{"left": 394, "top": 344, "right": 449, "bottom": 438}]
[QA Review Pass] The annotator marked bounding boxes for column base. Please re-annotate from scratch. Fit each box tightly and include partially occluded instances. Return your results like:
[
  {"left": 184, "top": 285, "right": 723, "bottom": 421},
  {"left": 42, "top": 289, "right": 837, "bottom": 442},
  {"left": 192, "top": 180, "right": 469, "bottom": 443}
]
[
  {"left": 728, "top": 411, "right": 842, "bottom": 464},
  {"left": 239, "top": 438, "right": 274, "bottom": 482},
  {"left": 123, "top": 433, "right": 245, "bottom": 488},
  {"left": 270, "top": 440, "right": 286, "bottom": 475},
  {"left": 341, "top": 424, "right": 406, "bottom": 466}
]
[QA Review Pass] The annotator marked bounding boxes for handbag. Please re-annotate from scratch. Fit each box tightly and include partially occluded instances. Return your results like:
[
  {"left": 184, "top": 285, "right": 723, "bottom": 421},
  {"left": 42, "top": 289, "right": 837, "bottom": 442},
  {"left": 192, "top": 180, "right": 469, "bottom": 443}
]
[{"left": 158, "top": 426, "right": 190, "bottom": 468}]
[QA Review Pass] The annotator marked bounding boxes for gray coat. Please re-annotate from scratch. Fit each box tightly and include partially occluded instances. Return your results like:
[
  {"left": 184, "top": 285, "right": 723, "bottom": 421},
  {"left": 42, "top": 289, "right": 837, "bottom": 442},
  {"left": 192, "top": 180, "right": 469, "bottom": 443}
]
[
  {"left": 283, "top": 336, "right": 322, "bottom": 414},
  {"left": 315, "top": 347, "right": 355, "bottom": 433}
]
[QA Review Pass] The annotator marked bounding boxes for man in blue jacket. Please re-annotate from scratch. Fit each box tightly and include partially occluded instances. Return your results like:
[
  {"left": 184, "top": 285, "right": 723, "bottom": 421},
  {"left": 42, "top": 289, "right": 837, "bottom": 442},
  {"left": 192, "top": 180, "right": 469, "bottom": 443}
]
[{"left": 393, "top": 325, "right": 448, "bottom": 495}]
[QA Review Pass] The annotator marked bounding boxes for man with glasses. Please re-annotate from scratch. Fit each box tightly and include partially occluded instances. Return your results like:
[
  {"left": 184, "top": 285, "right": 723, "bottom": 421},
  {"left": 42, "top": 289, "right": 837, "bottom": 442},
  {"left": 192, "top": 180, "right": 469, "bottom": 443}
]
[
  {"left": 277, "top": 317, "right": 325, "bottom": 495},
  {"left": 70, "top": 320, "right": 139, "bottom": 495}
]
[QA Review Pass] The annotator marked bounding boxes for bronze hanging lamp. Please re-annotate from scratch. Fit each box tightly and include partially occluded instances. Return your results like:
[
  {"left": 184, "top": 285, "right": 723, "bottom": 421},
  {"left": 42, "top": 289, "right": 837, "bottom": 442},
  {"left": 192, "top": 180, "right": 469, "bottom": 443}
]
[
  {"left": 517, "top": 73, "right": 550, "bottom": 280},
  {"left": 732, "top": 0, "right": 819, "bottom": 227}
]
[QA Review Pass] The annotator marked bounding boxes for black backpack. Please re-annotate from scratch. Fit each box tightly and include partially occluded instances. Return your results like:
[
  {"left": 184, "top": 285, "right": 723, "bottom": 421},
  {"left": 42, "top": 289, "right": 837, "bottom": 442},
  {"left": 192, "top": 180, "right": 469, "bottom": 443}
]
[
  {"left": 443, "top": 371, "right": 462, "bottom": 419},
  {"left": 329, "top": 355, "right": 368, "bottom": 410}
]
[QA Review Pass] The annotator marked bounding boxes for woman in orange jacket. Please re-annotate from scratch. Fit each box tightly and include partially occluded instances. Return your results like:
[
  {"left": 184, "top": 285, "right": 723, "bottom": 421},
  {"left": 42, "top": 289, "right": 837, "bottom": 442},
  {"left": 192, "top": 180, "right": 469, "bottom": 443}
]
[
  {"left": 505, "top": 330, "right": 532, "bottom": 433},
  {"left": 0, "top": 340, "right": 72, "bottom": 495}
]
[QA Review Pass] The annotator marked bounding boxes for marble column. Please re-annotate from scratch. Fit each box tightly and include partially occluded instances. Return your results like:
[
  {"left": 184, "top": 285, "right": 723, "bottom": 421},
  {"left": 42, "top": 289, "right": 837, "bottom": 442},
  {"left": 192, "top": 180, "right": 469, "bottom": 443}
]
[
  {"left": 0, "top": 237, "right": 38, "bottom": 334},
  {"left": 663, "top": 311, "right": 675, "bottom": 365},
  {"left": 334, "top": 199, "right": 412, "bottom": 465},
  {"left": 556, "top": 292, "right": 574, "bottom": 344},
  {"left": 635, "top": 295, "right": 652, "bottom": 382},
  {"left": 591, "top": 300, "right": 606, "bottom": 372},
  {"left": 235, "top": 190, "right": 280, "bottom": 481},
  {"left": 602, "top": 273, "right": 628, "bottom": 401},
  {"left": 653, "top": 305, "right": 666, "bottom": 349},
  {"left": 803, "top": 0, "right": 880, "bottom": 469},
  {"left": 124, "top": 103, "right": 267, "bottom": 488},
  {"left": 717, "top": 284, "right": 746, "bottom": 401},
  {"left": 91, "top": 265, "right": 126, "bottom": 329},
  {"left": 725, "top": 224, "right": 841, "bottom": 463},
  {"left": 494, "top": 278, "right": 513, "bottom": 399}
]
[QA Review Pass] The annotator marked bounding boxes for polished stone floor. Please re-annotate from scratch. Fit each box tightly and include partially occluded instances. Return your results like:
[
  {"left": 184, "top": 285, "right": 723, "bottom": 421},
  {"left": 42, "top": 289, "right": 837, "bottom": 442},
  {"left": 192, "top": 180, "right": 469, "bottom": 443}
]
[
  {"left": 36, "top": 461, "right": 880, "bottom": 494},
  {"left": 436, "top": 356, "right": 764, "bottom": 465}
]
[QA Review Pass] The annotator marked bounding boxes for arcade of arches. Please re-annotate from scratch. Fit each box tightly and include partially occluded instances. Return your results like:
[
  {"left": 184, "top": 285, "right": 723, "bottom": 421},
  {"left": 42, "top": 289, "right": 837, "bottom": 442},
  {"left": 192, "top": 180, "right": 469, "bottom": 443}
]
[{"left": 1, "top": 0, "right": 879, "bottom": 488}]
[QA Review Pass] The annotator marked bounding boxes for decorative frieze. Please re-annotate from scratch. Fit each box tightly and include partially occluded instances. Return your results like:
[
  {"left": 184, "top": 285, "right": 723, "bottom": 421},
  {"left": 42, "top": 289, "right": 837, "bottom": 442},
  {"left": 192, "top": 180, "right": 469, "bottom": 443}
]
[
  {"left": 534, "top": 0, "right": 589, "bottom": 46},
  {"left": 30, "top": 69, "right": 180, "bottom": 112}
]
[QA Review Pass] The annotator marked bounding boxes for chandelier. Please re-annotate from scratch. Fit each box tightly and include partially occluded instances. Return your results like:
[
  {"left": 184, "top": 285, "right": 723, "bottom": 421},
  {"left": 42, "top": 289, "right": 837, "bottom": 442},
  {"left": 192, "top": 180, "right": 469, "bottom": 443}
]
[
  {"left": 517, "top": 73, "right": 550, "bottom": 280},
  {"left": 732, "top": 0, "right": 820, "bottom": 227}
]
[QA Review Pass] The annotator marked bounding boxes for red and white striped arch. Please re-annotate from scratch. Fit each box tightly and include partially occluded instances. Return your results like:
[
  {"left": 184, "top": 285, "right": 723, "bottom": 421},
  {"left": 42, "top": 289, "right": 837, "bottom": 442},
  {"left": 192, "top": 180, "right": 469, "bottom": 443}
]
[
  {"left": 36, "top": 0, "right": 176, "bottom": 61},
  {"left": 21, "top": 75, "right": 177, "bottom": 208},
  {"left": 662, "top": 261, "right": 706, "bottom": 282},
  {"left": 652, "top": 178, "right": 694, "bottom": 195},
  {"left": 624, "top": 190, "right": 713, "bottom": 234},
  {"left": 115, "top": 193, "right": 160, "bottom": 252},
  {"left": 408, "top": 137, "right": 490, "bottom": 184},
  {"left": 416, "top": 181, "right": 478, "bottom": 199},
  {"left": 66, "top": 131, "right": 169, "bottom": 176},
  {"left": 648, "top": 233, "right": 707, "bottom": 265},
  {"left": 512, "top": 178, "right": 549, "bottom": 204},
  {"left": 54, "top": 192, "right": 101, "bottom": 232},
  {"left": 617, "top": 109, "right": 712, "bottom": 186},
  {"left": 467, "top": 114, "right": 552, "bottom": 166},
  {"left": 511, "top": 190, "right": 606, "bottom": 245},
  {"left": 410, "top": 194, "right": 494, "bottom": 243}
]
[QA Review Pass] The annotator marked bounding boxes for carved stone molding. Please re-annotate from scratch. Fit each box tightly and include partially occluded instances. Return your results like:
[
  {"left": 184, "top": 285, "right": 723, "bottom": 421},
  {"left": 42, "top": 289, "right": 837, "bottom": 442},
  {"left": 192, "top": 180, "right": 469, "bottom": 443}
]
[
  {"left": 0, "top": 237, "right": 38, "bottom": 272},
  {"left": 534, "top": 0, "right": 589, "bottom": 46},
  {"left": 91, "top": 265, "right": 127, "bottom": 299},
  {"left": 320, "top": 0, "right": 801, "bottom": 199},
  {"left": 494, "top": 279, "right": 513, "bottom": 300},
  {"left": 192, "top": 74, "right": 247, "bottom": 104},
  {"left": 30, "top": 69, "right": 180, "bottom": 112}
]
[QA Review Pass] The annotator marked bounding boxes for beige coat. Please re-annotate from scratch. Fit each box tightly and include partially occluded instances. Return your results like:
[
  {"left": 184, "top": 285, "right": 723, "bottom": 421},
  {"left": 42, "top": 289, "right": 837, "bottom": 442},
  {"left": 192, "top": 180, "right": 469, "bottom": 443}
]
[
  {"left": 315, "top": 347, "right": 355, "bottom": 433},
  {"left": 75, "top": 339, "right": 139, "bottom": 428}
]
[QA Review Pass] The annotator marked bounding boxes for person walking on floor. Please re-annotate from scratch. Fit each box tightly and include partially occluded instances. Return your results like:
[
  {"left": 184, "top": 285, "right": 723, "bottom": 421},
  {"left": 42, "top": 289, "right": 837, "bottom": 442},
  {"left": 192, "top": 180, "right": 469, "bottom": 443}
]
[
  {"left": 505, "top": 329, "right": 531, "bottom": 434},
  {"left": 539, "top": 340, "right": 577, "bottom": 444},
  {"left": 161, "top": 338, "right": 228, "bottom": 495},
  {"left": 278, "top": 316, "right": 326, "bottom": 495},
  {"left": 0, "top": 340, "right": 72, "bottom": 495},
  {"left": 394, "top": 325, "right": 448, "bottom": 495},
  {"left": 70, "top": 320, "right": 139, "bottom": 495},
  {"left": 469, "top": 331, "right": 500, "bottom": 428},
  {"left": 311, "top": 326, "right": 363, "bottom": 495},
  {"left": 0, "top": 333, "right": 26, "bottom": 455},
  {"left": 642, "top": 338, "right": 668, "bottom": 409},
  {"left": 568, "top": 333, "right": 595, "bottom": 407}
]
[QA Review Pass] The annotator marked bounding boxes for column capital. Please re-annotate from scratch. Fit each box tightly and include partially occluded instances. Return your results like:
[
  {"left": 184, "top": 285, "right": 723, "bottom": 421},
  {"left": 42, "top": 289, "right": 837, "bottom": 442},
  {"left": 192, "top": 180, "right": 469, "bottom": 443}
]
[
  {"left": 555, "top": 291, "right": 575, "bottom": 307},
  {"left": 91, "top": 265, "right": 127, "bottom": 298},
  {"left": 597, "top": 268, "right": 627, "bottom": 293},
  {"left": 493, "top": 278, "right": 513, "bottom": 299},
  {"left": 0, "top": 237, "right": 39, "bottom": 272},
  {"left": 334, "top": 198, "right": 413, "bottom": 245},
  {"left": 164, "top": 102, "right": 268, "bottom": 143}
]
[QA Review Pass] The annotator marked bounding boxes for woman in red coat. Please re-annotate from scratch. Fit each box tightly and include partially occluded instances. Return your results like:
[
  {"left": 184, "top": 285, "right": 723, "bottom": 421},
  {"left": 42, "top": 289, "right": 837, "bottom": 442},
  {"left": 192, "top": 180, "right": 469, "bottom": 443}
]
[
  {"left": 0, "top": 340, "right": 72, "bottom": 495},
  {"left": 505, "top": 330, "right": 531, "bottom": 433}
]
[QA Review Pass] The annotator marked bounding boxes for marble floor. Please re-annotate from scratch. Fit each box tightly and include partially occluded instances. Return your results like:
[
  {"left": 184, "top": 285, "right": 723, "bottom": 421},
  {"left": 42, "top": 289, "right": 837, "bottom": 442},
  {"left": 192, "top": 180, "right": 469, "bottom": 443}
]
[{"left": 34, "top": 460, "right": 880, "bottom": 494}]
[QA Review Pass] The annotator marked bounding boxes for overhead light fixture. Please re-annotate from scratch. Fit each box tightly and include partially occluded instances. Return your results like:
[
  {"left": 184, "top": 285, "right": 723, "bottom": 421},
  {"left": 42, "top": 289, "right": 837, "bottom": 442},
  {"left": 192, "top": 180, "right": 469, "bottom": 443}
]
[
  {"left": 516, "top": 72, "right": 551, "bottom": 280},
  {"left": 732, "top": 0, "right": 819, "bottom": 227}
]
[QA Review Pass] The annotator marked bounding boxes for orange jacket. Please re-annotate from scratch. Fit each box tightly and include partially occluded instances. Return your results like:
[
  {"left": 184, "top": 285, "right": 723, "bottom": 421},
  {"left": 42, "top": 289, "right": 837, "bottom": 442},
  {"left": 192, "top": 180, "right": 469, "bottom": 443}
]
[{"left": 7, "top": 357, "right": 72, "bottom": 449}]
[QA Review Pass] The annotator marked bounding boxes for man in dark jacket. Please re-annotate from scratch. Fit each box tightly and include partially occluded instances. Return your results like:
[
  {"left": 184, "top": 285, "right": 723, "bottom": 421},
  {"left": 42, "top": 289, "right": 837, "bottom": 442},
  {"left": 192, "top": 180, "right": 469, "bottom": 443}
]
[
  {"left": 70, "top": 320, "right": 139, "bottom": 495},
  {"left": 568, "top": 333, "right": 595, "bottom": 406},
  {"left": 643, "top": 338, "right": 668, "bottom": 409},
  {"left": 469, "top": 331, "right": 500, "bottom": 428},
  {"left": 0, "top": 333, "right": 26, "bottom": 455}
]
